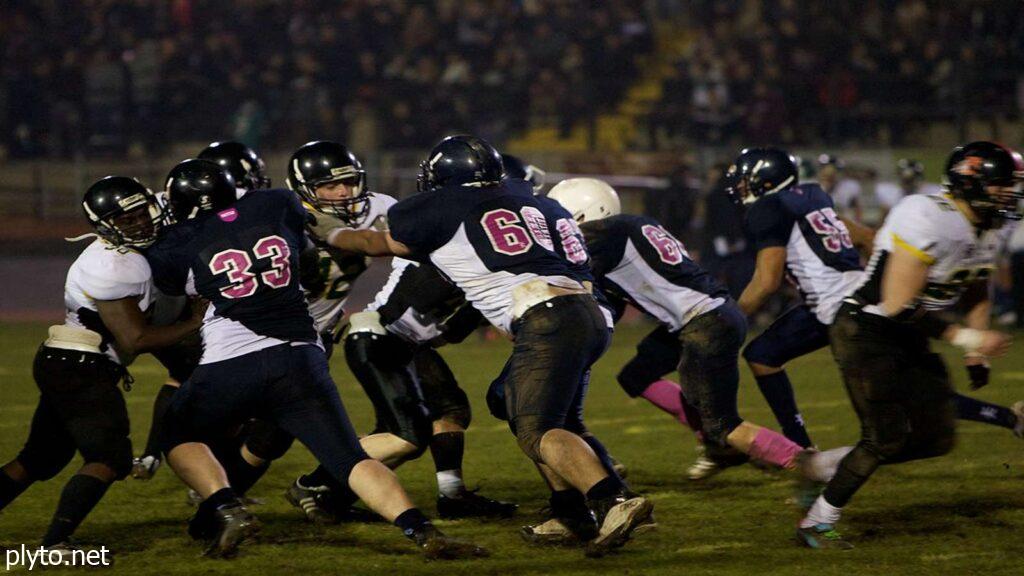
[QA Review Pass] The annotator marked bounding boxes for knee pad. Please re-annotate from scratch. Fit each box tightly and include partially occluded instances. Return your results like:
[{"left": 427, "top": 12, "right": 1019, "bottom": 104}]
[
  {"left": 81, "top": 436, "right": 134, "bottom": 480},
  {"left": 335, "top": 452, "right": 372, "bottom": 486},
  {"left": 741, "top": 333, "right": 777, "bottom": 367},
  {"left": 430, "top": 387, "right": 472, "bottom": 430},
  {"left": 244, "top": 420, "right": 295, "bottom": 461},
  {"left": 415, "top": 348, "right": 472, "bottom": 429},
  {"left": 865, "top": 431, "right": 910, "bottom": 463},
  {"left": 17, "top": 443, "right": 76, "bottom": 482},
  {"left": 616, "top": 359, "right": 658, "bottom": 398},
  {"left": 617, "top": 328, "right": 681, "bottom": 397},
  {"left": 513, "top": 414, "right": 559, "bottom": 462},
  {"left": 487, "top": 362, "right": 510, "bottom": 421},
  {"left": 346, "top": 333, "right": 431, "bottom": 450}
]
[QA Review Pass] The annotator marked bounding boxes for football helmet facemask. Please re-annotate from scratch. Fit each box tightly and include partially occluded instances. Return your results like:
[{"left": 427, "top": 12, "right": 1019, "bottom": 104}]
[
  {"left": 82, "top": 176, "right": 169, "bottom": 249},
  {"left": 287, "top": 141, "right": 369, "bottom": 225},
  {"left": 945, "top": 141, "right": 1024, "bottom": 227}
]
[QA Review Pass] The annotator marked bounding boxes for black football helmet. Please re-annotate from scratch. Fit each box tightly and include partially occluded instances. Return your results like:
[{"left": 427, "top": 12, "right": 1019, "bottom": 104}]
[
  {"left": 286, "top": 141, "right": 369, "bottom": 224},
  {"left": 501, "top": 153, "right": 546, "bottom": 193},
  {"left": 724, "top": 147, "right": 799, "bottom": 206},
  {"left": 164, "top": 159, "right": 238, "bottom": 221},
  {"left": 82, "top": 176, "right": 168, "bottom": 248},
  {"left": 418, "top": 135, "right": 504, "bottom": 193},
  {"left": 944, "top": 141, "right": 1024, "bottom": 226},
  {"left": 197, "top": 141, "right": 271, "bottom": 192}
]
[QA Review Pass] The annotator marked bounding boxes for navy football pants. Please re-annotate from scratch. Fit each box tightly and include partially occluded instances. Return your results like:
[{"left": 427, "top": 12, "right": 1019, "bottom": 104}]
[{"left": 163, "top": 343, "right": 369, "bottom": 485}]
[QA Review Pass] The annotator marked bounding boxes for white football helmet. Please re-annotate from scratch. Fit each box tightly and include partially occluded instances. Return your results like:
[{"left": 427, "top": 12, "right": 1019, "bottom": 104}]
[{"left": 547, "top": 178, "right": 621, "bottom": 223}]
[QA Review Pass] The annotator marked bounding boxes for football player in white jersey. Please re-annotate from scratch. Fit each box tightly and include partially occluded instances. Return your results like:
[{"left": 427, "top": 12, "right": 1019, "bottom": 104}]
[
  {"left": 796, "top": 142, "right": 1019, "bottom": 549},
  {"left": 0, "top": 177, "right": 204, "bottom": 555}
]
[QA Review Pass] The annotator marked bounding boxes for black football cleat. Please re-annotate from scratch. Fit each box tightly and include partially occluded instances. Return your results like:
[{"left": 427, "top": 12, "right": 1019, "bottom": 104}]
[
  {"left": 188, "top": 507, "right": 218, "bottom": 541},
  {"left": 412, "top": 524, "right": 490, "bottom": 560},
  {"left": 285, "top": 479, "right": 339, "bottom": 525},
  {"left": 204, "top": 503, "right": 260, "bottom": 559},
  {"left": 437, "top": 489, "right": 518, "bottom": 519}
]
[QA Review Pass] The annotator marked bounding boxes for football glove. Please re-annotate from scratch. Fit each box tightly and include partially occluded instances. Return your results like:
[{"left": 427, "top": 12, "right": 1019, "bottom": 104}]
[{"left": 966, "top": 358, "right": 991, "bottom": 390}]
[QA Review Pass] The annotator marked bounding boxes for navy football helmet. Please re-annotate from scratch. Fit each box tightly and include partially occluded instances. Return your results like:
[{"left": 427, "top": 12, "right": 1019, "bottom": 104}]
[
  {"left": 198, "top": 141, "right": 271, "bottom": 192},
  {"left": 418, "top": 135, "right": 504, "bottom": 193},
  {"left": 501, "top": 153, "right": 546, "bottom": 193},
  {"left": 724, "top": 147, "right": 799, "bottom": 205},
  {"left": 164, "top": 159, "right": 238, "bottom": 221},
  {"left": 944, "top": 141, "right": 1024, "bottom": 226},
  {"left": 82, "top": 176, "right": 168, "bottom": 248}
]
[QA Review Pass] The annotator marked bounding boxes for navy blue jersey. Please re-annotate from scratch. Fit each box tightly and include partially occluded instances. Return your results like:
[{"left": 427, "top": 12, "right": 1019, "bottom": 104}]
[
  {"left": 387, "top": 178, "right": 592, "bottom": 332},
  {"left": 582, "top": 214, "right": 728, "bottom": 331},
  {"left": 743, "top": 183, "right": 864, "bottom": 323},
  {"left": 147, "top": 188, "right": 317, "bottom": 363}
]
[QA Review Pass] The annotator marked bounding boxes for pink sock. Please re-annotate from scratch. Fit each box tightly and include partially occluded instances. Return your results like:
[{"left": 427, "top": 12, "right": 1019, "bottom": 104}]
[
  {"left": 747, "top": 428, "right": 803, "bottom": 469},
  {"left": 640, "top": 380, "right": 689, "bottom": 427}
]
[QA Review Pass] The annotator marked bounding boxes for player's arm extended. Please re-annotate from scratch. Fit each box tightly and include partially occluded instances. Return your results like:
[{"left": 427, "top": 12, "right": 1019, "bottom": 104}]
[
  {"left": 325, "top": 228, "right": 412, "bottom": 257},
  {"left": 839, "top": 216, "right": 875, "bottom": 253},
  {"left": 882, "top": 246, "right": 1009, "bottom": 357},
  {"left": 958, "top": 279, "right": 996, "bottom": 387},
  {"left": 737, "top": 246, "right": 786, "bottom": 316},
  {"left": 96, "top": 297, "right": 207, "bottom": 357}
]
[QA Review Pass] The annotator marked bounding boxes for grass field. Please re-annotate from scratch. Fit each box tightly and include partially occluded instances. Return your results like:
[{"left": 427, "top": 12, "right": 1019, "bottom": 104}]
[{"left": 0, "top": 320, "right": 1022, "bottom": 575}]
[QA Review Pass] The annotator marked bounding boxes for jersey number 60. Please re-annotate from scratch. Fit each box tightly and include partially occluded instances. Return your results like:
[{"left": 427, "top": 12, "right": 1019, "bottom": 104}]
[
  {"left": 480, "top": 208, "right": 587, "bottom": 263},
  {"left": 209, "top": 235, "right": 292, "bottom": 299}
]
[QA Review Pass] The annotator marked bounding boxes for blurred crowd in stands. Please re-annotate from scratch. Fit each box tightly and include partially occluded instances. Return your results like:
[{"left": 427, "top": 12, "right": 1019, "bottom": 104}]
[
  {"left": 651, "top": 0, "right": 1024, "bottom": 147},
  {"left": 5, "top": 1, "right": 1024, "bottom": 158},
  {"left": 0, "top": 0, "right": 653, "bottom": 158}
]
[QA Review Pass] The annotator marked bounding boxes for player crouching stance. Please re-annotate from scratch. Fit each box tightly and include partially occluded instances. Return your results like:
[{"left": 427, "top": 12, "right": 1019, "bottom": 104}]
[
  {"left": 150, "top": 159, "right": 486, "bottom": 559},
  {"left": 0, "top": 177, "right": 204, "bottom": 556},
  {"left": 310, "top": 135, "right": 652, "bottom": 557},
  {"left": 797, "top": 142, "right": 1018, "bottom": 549}
]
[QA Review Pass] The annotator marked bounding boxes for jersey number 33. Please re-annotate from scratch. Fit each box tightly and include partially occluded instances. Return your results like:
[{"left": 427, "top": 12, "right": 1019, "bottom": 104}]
[{"left": 209, "top": 235, "right": 292, "bottom": 299}]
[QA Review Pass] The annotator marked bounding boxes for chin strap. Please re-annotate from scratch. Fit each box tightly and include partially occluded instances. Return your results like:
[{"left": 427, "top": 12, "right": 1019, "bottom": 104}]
[{"left": 65, "top": 232, "right": 99, "bottom": 242}]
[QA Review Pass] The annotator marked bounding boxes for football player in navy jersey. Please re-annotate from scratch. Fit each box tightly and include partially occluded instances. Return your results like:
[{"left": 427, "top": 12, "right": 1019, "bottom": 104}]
[
  {"left": 147, "top": 159, "right": 486, "bottom": 559},
  {"left": 308, "top": 135, "right": 652, "bottom": 557},
  {"left": 732, "top": 149, "right": 862, "bottom": 453},
  {"left": 133, "top": 140, "right": 272, "bottom": 482},
  {"left": 543, "top": 178, "right": 823, "bottom": 484}
]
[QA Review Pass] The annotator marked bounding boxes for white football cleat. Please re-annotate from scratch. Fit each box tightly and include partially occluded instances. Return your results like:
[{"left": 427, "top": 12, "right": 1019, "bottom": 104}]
[{"left": 687, "top": 446, "right": 722, "bottom": 481}]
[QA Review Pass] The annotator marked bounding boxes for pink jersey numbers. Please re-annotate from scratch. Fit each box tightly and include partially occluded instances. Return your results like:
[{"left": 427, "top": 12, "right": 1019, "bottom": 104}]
[
  {"left": 481, "top": 208, "right": 534, "bottom": 255},
  {"left": 208, "top": 235, "right": 292, "bottom": 299},
  {"left": 254, "top": 236, "right": 292, "bottom": 288},
  {"left": 556, "top": 218, "right": 588, "bottom": 264},
  {"left": 805, "top": 208, "right": 853, "bottom": 253},
  {"left": 641, "top": 224, "right": 685, "bottom": 264},
  {"left": 209, "top": 249, "right": 257, "bottom": 299}
]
